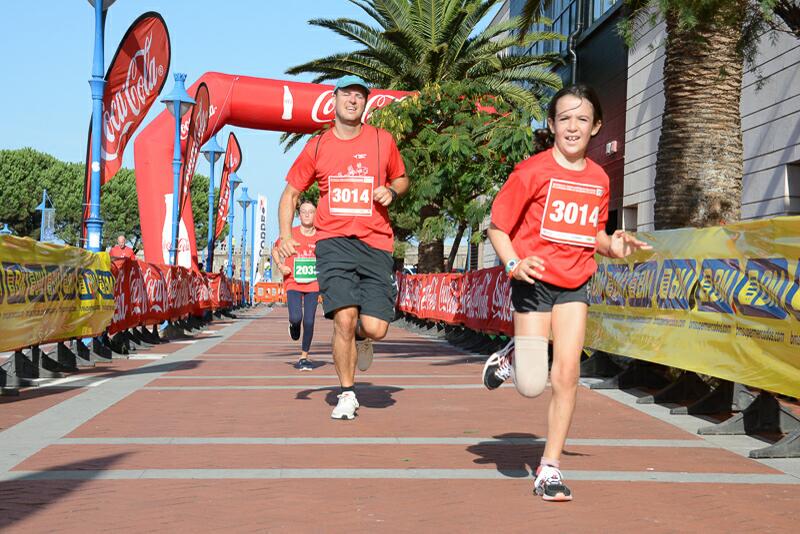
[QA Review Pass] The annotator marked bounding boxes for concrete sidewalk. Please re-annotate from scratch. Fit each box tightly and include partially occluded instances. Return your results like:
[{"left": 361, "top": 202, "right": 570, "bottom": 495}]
[{"left": 0, "top": 307, "right": 797, "bottom": 532}]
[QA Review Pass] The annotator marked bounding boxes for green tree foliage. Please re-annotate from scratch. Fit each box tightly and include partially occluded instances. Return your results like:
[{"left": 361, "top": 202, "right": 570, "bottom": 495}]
[
  {"left": 371, "top": 82, "right": 535, "bottom": 271},
  {"left": 286, "top": 0, "right": 564, "bottom": 270},
  {"left": 0, "top": 147, "right": 220, "bottom": 253},
  {"left": 282, "top": 0, "right": 563, "bottom": 150}
]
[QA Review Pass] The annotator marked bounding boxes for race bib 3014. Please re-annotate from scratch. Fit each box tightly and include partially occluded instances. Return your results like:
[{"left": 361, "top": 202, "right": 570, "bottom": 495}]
[
  {"left": 539, "top": 178, "right": 604, "bottom": 247},
  {"left": 328, "top": 175, "right": 374, "bottom": 217}
]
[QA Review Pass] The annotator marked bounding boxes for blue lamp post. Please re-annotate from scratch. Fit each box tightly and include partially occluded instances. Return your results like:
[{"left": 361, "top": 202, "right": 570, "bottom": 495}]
[
  {"left": 226, "top": 172, "right": 242, "bottom": 278},
  {"left": 237, "top": 187, "right": 255, "bottom": 306},
  {"left": 85, "top": 0, "right": 117, "bottom": 252},
  {"left": 200, "top": 135, "right": 224, "bottom": 272},
  {"left": 160, "top": 73, "right": 195, "bottom": 265},
  {"left": 249, "top": 193, "right": 256, "bottom": 304},
  {"left": 35, "top": 190, "right": 56, "bottom": 242}
]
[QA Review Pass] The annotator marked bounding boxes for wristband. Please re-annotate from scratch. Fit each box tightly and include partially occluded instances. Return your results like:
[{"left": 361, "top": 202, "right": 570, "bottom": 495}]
[
  {"left": 387, "top": 186, "right": 398, "bottom": 202},
  {"left": 505, "top": 259, "right": 520, "bottom": 277}
]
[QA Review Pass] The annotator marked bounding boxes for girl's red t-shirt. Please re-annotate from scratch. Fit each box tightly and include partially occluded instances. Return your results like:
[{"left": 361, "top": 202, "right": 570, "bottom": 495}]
[
  {"left": 285, "top": 124, "right": 406, "bottom": 252},
  {"left": 275, "top": 226, "right": 319, "bottom": 293},
  {"left": 491, "top": 148, "right": 609, "bottom": 289}
]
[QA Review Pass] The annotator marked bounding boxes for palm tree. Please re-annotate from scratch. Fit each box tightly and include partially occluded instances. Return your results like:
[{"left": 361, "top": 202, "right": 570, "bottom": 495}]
[{"left": 287, "top": 0, "right": 563, "bottom": 271}]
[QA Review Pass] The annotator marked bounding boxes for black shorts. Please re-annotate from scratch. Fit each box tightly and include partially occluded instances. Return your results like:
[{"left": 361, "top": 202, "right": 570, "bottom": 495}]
[
  {"left": 511, "top": 279, "right": 589, "bottom": 313},
  {"left": 315, "top": 237, "right": 396, "bottom": 323}
]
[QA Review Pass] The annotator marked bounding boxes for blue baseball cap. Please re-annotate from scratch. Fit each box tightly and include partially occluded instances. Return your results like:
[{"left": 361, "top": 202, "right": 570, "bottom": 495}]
[{"left": 334, "top": 75, "right": 371, "bottom": 95}]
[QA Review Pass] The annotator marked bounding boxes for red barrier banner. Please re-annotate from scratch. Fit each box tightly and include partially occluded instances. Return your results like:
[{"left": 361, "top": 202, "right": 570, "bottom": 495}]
[
  {"left": 208, "top": 273, "right": 233, "bottom": 309},
  {"left": 191, "top": 270, "right": 212, "bottom": 315},
  {"left": 214, "top": 132, "right": 242, "bottom": 240},
  {"left": 161, "top": 265, "right": 194, "bottom": 318},
  {"left": 82, "top": 12, "right": 170, "bottom": 242},
  {"left": 396, "top": 267, "right": 512, "bottom": 335},
  {"left": 142, "top": 261, "right": 169, "bottom": 324},
  {"left": 109, "top": 258, "right": 145, "bottom": 334}
]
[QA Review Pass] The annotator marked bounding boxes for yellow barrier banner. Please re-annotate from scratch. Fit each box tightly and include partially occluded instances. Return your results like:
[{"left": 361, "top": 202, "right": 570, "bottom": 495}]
[
  {"left": 585, "top": 216, "right": 800, "bottom": 397},
  {"left": 0, "top": 236, "right": 115, "bottom": 352}
]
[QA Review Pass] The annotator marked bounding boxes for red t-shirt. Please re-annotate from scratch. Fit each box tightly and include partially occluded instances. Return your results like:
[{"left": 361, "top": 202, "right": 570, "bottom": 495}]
[
  {"left": 110, "top": 245, "right": 135, "bottom": 260},
  {"left": 491, "top": 149, "right": 609, "bottom": 289},
  {"left": 285, "top": 124, "right": 406, "bottom": 252},
  {"left": 275, "top": 226, "right": 319, "bottom": 292}
]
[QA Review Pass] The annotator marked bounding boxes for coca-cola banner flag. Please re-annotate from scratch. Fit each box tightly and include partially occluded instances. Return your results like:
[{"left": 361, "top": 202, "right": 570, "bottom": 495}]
[
  {"left": 178, "top": 83, "right": 211, "bottom": 223},
  {"left": 396, "top": 267, "right": 513, "bottom": 335},
  {"left": 82, "top": 12, "right": 171, "bottom": 241},
  {"left": 214, "top": 132, "right": 242, "bottom": 240},
  {"left": 134, "top": 74, "right": 408, "bottom": 265}
]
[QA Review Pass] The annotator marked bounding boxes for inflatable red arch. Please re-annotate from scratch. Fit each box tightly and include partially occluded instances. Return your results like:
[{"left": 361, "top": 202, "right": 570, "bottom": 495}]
[{"left": 133, "top": 72, "right": 408, "bottom": 268}]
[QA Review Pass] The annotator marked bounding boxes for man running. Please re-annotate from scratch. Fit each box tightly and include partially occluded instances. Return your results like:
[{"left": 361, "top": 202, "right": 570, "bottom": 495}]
[
  {"left": 272, "top": 200, "right": 320, "bottom": 371},
  {"left": 277, "top": 75, "right": 408, "bottom": 420}
]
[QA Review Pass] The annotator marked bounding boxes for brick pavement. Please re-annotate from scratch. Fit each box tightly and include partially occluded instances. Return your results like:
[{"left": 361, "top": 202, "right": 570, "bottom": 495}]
[{"left": 0, "top": 307, "right": 798, "bottom": 533}]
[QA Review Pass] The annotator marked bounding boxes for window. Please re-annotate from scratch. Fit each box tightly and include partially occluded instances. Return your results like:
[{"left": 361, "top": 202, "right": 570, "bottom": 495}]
[
  {"left": 591, "top": 0, "right": 618, "bottom": 24},
  {"left": 787, "top": 162, "right": 800, "bottom": 215},
  {"left": 622, "top": 206, "right": 638, "bottom": 232}
]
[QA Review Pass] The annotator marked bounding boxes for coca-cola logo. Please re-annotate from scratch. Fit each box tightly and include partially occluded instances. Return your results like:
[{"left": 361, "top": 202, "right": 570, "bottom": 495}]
[
  {"left": 143, "top": 265, "right": 166, "bottom": 313},
  {"left": 419, "top": 276, "right": 440, "bottom": 312},
  {"left": 438, "top": 277, "right": 461, "bottom": 317},
  {"left": 167, "top": 268, "right": 193, "bottom": 312},
  {"left": 102, "top": 32, "right": 167, "bottom": 161},
  {"left": 463, "top": 272, "right": 491, "bottom": 320},
  {"left": 311, "top": 90, "right": 407, "bottom": 124},
  {"left": 129, "top": 268, "right": 146, "bottom": 316},
  {"left": 491, "top": 272, "right": 512, "bottom": 323}
]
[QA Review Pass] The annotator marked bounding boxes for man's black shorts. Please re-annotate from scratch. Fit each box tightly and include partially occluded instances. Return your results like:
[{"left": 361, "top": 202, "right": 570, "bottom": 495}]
[
  {"left": 315, "top": 237, "right": 396, "bottom": 323},
  {"left": 511, "top": 278, "right": 589, "bottom": 313}
]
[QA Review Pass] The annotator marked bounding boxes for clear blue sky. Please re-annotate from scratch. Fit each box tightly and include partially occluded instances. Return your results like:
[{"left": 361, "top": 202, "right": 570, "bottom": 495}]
[{"left": 0, "top": 0, "right": 498, "bottom": 249}]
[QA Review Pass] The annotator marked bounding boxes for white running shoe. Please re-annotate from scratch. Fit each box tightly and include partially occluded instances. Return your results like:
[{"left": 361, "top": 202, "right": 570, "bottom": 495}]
[
  {"left": 481, "top": 340, "right": 514, "bottom": 390},
  {"left": 356, "top": 337, "right": 374, "bottom": 372},
  {"left": 534, "top": 465, "right": 573, "bottom": 502},
  {"left": 331, "top": 391, "right": 359, "bottom": 420}
]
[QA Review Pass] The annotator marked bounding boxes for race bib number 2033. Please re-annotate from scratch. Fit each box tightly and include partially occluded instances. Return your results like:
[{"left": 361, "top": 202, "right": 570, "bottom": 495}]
[
  {"left": 293, "top": 257, "right": 317, "bottom": 284},
  {"left": 539, "top": 178, "right": 604, "bottom": 247}
]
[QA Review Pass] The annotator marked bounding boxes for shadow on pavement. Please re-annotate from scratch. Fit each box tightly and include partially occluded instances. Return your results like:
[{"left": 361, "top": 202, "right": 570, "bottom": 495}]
[
  {"left": 294, "top": 383, "right": 403, "bottom": 409},
  {"left": 0, "top": 453, "right": 129, "bottom": 530},
  {"left": 466, "top": 433, "right": 589, "bottom": 478}
]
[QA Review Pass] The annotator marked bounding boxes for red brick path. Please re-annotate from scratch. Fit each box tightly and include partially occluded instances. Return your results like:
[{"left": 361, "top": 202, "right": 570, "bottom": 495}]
[{"left": 0, "top": 308, "right": 797, "bottom": 533}]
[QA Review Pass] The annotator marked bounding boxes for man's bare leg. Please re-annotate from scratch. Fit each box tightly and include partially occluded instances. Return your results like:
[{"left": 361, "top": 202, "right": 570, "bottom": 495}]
[{"left": 332, "top": 306, "right": 359, "bottom": 387}]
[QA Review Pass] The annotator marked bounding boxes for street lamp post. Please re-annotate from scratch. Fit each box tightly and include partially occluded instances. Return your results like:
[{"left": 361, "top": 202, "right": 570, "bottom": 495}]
[
  {"left": 160, "top": 73, "right": 195, "bottom": 266},
  {"left": 237, "top": 187, "right": 254, "bottom": 306},
  {"left": 226, "top": 172, "right": 242, "bottom": 278},
  {"left": 200, "top": 136, "right": 224, "bottom": 272},
  {"left": 35, "top": 190, "right": 56, "bottom": 243},
  {"left": 249, "top": 194, "right": 256, "bottom": 304},
  {"left": 85, "top": 0, "right": 118, "bottom": 252}
]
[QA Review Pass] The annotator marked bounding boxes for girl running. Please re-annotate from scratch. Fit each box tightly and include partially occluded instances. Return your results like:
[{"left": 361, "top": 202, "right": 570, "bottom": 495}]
[
  {"left": 483, "top": 84, "right": 651, "bottom": 501},
  {"left": 273, "top": 200, "right": 320, "bottom": 371}
]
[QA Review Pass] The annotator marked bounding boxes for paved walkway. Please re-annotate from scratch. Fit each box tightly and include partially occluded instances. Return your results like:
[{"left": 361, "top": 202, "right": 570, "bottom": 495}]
[{"left": 0, "top": 308, "right": 798, "bottom": 532}]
